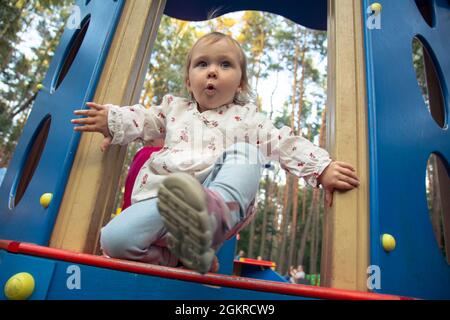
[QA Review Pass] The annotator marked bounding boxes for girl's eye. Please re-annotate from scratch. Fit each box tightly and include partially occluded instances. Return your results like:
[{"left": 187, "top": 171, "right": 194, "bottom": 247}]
[
  {"left": 221, "top": 61, "right": 231, "bottom": 68},
  {"left": 196, "top": 61, "right": 207, "bottom": 68}
]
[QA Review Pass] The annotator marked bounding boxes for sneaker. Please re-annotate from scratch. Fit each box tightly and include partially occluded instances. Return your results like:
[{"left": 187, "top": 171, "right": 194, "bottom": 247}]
[
  {"left": 157, "top": 173, "right": 229, "bottom": 274},
  {"left": 175, "top": 255, "right": 219, "bottom": 273}
]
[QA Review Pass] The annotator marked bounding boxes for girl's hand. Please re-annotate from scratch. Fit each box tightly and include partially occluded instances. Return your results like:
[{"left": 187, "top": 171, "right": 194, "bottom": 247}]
[
  {"left": 317, "top": 161, "right": 360, "bottom": 207},
  {"left": 71, "top": 102, "right": 112, "bottom": 152}
]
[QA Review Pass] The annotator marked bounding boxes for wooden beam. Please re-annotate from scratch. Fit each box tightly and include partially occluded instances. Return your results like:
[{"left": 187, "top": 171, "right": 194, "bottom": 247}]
[
  {"left": 50, "top": 0, "right": 166, "bottom": 253},
  {"left": 321, "top": 0, "right": 370, "bottom": 291}
]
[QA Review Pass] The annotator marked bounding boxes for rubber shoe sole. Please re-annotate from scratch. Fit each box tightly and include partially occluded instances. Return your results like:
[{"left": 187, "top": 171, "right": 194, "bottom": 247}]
[{"left": 157, "top": 173, "right": 216, "bottom": 274}]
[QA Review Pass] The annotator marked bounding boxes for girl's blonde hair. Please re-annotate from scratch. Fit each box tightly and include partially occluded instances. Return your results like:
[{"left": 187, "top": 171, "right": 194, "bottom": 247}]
[{"left": 184, "top": 32, "right": 252, "bottom": 105}]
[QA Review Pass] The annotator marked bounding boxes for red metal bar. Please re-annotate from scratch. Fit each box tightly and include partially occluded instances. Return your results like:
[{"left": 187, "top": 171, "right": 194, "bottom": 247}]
[{"left": 0, "top": 240, "right": 415, "bottom": 300}]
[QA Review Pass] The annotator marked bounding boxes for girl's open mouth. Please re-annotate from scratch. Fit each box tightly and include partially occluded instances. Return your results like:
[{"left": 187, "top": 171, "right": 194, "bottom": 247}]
[{"left": 205, "top": 84, "right": 216, "bottom": 95}]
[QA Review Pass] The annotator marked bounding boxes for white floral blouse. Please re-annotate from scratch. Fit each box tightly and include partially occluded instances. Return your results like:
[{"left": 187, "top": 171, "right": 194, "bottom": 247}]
[{"left": 107, "top": 95, "right": 332, "bottom": 204}]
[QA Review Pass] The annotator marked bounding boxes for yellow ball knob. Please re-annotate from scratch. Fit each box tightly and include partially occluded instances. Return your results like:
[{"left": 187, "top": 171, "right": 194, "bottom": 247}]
[
  {"left": 4, "top": 272, "right": 35, "bottom": 300},
  {"left": 36, "top": 83, "right": 44, "bottom": 90},
  {"left": 40, "top": 193, "right": 53, "bottom": 208},
  {"left": 382, "top": 233, "right": 396, "bottom": 252},
  {"left": 371, "top": 3, "right": 382, "bottom": 15}
]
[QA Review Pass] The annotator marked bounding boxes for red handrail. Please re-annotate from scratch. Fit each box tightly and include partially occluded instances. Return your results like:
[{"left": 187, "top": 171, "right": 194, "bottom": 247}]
[{"left": 0, "top": 239, "right": 415, "bottom": 300}]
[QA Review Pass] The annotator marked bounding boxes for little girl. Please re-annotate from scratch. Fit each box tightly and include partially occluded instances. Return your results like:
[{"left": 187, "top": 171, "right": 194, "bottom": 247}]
[{"left": 72, "top": 32, "right": 359, "bottom": 274}]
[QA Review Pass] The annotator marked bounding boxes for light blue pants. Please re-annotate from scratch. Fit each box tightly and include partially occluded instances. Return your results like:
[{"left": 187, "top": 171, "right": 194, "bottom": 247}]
[{"left": 100, "top": 143, "right": 264, "bottom": 266}]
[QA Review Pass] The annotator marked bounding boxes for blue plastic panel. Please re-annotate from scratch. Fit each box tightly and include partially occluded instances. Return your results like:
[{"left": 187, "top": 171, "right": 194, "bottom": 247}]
[
  {"left": 215, "top": 237, "right": 236, "bottom": 275},
  {"left": 0, "top": 250, "right": 56, "bottom": 300},
  {"left": 0, "top": 0, "right": 125, "bottom": 245},
  {"left": 240, "top": 264, "right": 288, "bottom": 283},
  {"left": 363, "top": 0, "right": 450, "bottom": 299},
  {"left": 164, "top": 0, "right": 327, "bottom": 31},
  {"left": 0, "top": 251, "right": 309, "bottom": 300}
]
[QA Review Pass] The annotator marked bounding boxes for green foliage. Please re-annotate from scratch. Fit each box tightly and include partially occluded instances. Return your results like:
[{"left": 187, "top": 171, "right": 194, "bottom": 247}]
[
  {"left": 142, "top": 17, "right": 198, "bottom": 105},
  {"left": 412, "top": 38, "right": 428, "bottom": 105},
  {"left": 273, "top": 102, "right": 291, "bottom": 128}
]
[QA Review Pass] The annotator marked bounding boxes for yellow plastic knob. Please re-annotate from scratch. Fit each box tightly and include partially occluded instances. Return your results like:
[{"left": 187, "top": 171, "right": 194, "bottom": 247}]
[
  {"left": 40, "top": 193, "right": 53, "bottom": 208},
  {"left": 36, "top": 83, "right": 44, "bottom": 90},
  {"left": 371, "top": 3, "right": 382, "bottom": 15},
  {"left": 4, "top": 272, "right": 35, "bottom": 300},
  {"left": 382, "top": 233, "right": 396, "bottom": 252}
]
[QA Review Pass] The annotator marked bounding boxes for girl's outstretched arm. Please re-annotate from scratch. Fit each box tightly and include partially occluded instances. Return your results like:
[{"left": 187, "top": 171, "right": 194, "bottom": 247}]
[
  {"left": 317, "top": 161, "right": 360, "bottom": 207},
  {"left": 71, "top": 95, "right": 171, "bottom": 152},
  {"left": 243, "top": 105, "right": 359, "bottom": 207},
  {"left": 72, "top": 102, "right": 112, "bottom": 152}
]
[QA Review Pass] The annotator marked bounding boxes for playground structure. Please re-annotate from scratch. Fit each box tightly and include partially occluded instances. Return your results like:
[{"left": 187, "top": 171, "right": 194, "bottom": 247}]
[{"left": 0, "top": 0, "right": 449, "bottom": 300}]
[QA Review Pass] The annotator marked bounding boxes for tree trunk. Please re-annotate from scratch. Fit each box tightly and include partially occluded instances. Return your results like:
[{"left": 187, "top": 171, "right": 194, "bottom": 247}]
[
  {"left": 278, "top": 192, "right": 291, "bottom": 274},
  {"left": 312, "top": 197, "right": 322, "bottom": 274},
  {"left": 282, "top": 27, "right": 303, "bottom": 272},
  {"left": 301, "top": 187, "right": 307, "bottom": 221},
  {"left": 297, "top": 188, "right": 319, "bottom": 266},
  {"left": 309, "top": 195, "right": 318, "bottom": 273},
  {"left": 297, "top": 37, "right": 307, "bottom": 133},
  {"left": 259, "top": 173, "right": 272, "bottom": 259},
  {"left": 288, "top": 30, "right": 308, "bottom": 270},
  {"left": 248, "top": 216, "right": 256, "bottom": 258},
  {"left": 253, "top": 33, "right": 265, "bottom": 112},
  {"left": 290, "top": 42, "right": 299, "bottom": 129},
  {"left": 310, "top": 107, "right": 327, "bottom": 274},
  {"left": 269, "top": 181, "right": 282, "bottom": 261},
  {"left": 10, "top": 91, "right": 38, "bottom": 118},
  {"left": 287, "top": 178, "right": 299, "bottom": 270},
  {"left": 276, "top": 175, "right": 291, "bottom": 272}
]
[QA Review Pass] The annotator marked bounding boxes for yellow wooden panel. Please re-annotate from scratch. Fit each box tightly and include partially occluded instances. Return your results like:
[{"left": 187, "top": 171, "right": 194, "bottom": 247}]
[{"left": 321, "top": 0, "right": 370, "bottom": 291}]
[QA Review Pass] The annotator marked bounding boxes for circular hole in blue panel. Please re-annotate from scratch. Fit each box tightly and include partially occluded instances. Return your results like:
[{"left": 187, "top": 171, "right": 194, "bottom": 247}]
[
  {"left": 10, "top": 115, "right": 52, "bottom": 209},
  {"left": 426, "top": 153, "right": 450, "bottom": 265},
  {"left": 415, "top": 0, "right": 435, "bottom": 27},
  {"left": 51, "top": 15, "right": 91, "bottom": 92},
  {"left": 412, "top": 36, "right": 447, "bottom": 129}
]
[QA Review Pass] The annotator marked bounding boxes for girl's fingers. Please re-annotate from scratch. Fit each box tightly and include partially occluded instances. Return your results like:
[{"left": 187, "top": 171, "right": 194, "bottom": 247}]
[
  {"left": 346, "top": 177, "right": 360, "bottom": 187},
  {"left": 73, "top": 109, "right": 89, "bottom": 116},
  {"left": 74, "top": 109, "right": 99, "bottom": 117},
  {"left": 334, "top": 161, "right": 355, "bottom": 172},
  {"left": 100, "top": 136, "right": 112, "bottom": 152},
  {"left": 335, "top": 180, "right": 356, "bottom": 190},
  {"left": 337, "top": 167, "right": 359, "bottom": 181},
  {"left": 71, "top": 117, "right": 96, "bottom": 125},
  {"left": 86, "top": 102, "right": 105, "bottom": 110},
  {"left": 337, "top": 173, "right": 359, "bottom": 187},
  {"left": 73, "top": 124, "right": 99, "bottom": 132},
  {"left": 74, "top": 103, "right": 107, "bottom": 118}
]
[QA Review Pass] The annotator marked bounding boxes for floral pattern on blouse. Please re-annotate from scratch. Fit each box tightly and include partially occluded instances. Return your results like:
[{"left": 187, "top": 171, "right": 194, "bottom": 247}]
[{"left": 107, "top": 95, "right": 332, "bottom": 203}]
